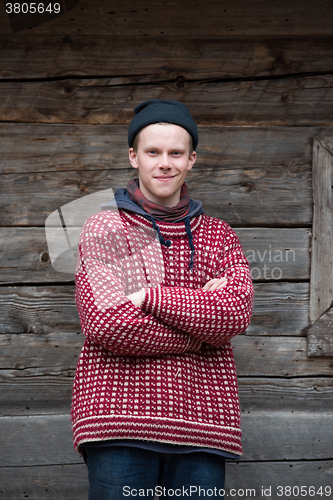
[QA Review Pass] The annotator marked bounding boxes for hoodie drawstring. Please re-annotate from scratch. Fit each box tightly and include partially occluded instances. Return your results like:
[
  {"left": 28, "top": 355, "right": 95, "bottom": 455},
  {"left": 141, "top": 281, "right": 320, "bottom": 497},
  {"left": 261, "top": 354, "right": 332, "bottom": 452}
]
[
  {"left": 145, "top": 216, "right": 172, "bottom": 248},
  {"left": 184, "top": 216, "right": 195, "bottom": 274},
  {"left": 145, "top": 215, "right": 195, "bottom": 274}
]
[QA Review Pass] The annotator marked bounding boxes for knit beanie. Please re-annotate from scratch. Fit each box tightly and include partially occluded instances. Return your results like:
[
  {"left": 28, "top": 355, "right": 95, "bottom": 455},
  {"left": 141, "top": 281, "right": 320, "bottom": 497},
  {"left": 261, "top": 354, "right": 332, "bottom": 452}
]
[{"left": 128, "top": 99, "right": 198, "bottom": 150}]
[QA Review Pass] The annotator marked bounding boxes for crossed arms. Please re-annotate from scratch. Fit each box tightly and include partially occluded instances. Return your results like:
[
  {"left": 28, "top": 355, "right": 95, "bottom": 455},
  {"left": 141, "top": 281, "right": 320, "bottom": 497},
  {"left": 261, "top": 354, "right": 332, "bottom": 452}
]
[{"left": 74, "top": 212, "right": 254, "bottom": 357}]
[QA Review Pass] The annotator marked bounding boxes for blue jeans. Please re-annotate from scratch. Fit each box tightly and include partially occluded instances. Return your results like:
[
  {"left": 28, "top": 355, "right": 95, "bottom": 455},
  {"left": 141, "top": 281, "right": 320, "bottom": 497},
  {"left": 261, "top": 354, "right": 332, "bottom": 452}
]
[{"left": 84, "top": 446, "right": 226, "bottom": 500}]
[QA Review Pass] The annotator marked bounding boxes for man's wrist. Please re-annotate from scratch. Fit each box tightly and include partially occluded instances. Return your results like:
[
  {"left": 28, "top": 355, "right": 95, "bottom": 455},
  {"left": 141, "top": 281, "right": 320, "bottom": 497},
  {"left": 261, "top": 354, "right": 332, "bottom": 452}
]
[{"left": 140, "top": 288, "right": 147, "bottom": 306}]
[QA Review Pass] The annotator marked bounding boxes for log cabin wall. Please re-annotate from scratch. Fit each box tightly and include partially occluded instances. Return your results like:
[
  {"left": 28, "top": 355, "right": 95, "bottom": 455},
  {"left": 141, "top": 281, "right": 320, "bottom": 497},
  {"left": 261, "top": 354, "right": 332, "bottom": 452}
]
[{"left": 1, "top": 0, "right": 333, "bottom": 498}]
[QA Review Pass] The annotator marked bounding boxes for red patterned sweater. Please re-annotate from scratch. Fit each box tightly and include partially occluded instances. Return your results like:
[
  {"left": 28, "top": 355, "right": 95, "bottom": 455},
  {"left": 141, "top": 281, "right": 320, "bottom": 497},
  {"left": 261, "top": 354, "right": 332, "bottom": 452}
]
[{"left": 71, "top": 209, "right": 254, "bottom": 455}]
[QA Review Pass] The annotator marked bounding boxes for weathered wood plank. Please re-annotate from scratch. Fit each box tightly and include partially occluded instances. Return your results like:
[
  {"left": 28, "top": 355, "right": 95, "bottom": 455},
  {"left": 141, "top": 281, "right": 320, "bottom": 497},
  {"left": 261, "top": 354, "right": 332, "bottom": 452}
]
[
  {"left": 1, "top": 412, "right": 332, "bottom": 466},
  {"left": 0, "top": 228, "right": 310, "bottom": 282},
  {"left": 238, "top": 377, "right": 333, "bottom": 413},
  {"left": 0, "top": 375, "right": 74, "bottom": 416},
  {"left": 246, "top": 283, "right": 309, "bottom": 336},
  {"left": 2, "top": 35, "right": 333, "bottom": 81},
  {"left": 237, "top": 229, "right": 310, "bottom": 284},
  {"left": 226, "top": 461, "right": 333, "bottom": 499},
  {"left": 1, "top": 333, "right": 332, "bottom": 377},
  {"left": 0, "top": 124, "right": 315, "bottom": 175},
  {"left": 308, "top": 305, "right": 333, "bottom": 357},
  {"left": 0, "top": 461, "right": 332, "bottom": 500},
  {"left": 1, "top": 75, "right": 333, "bottom": 126},
  {"left": 0, "top": 465, "right": 88, "bottom": 500},
  {"left": 0, "top": 285, "right": 79, "bottom": 331},
  {"left": 0, "top": 282, "right": 309, "bottom": 336},
  {"left": 1, "top": 376, "right": 332, "bottom": 416},
  {"left": 0, "top": 168, "right": 312, "bottom": 227},
  {"left": 231, "top": 336, "right": 333, "bottom": 376},
  {"left": 309, "top": 138, "right": 333, "bottom": 323},
  {"left": 0, "top": 332, "right": 82, "bottom": 375},
  {"left": 1, "top": 0, "right": 333, "bottom": 36}
]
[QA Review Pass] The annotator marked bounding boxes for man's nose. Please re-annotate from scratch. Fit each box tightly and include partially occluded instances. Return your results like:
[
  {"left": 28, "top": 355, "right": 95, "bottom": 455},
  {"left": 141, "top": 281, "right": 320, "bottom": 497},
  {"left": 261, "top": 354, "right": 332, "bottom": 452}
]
[{"left": 159, "top": 153, "right": 171, "bottom": 168}]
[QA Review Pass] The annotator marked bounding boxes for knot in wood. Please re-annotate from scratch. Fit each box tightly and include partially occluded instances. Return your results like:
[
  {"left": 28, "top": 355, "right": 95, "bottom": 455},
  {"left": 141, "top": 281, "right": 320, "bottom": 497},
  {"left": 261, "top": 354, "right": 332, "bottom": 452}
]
[
  {"left": 242, "top": 182, "right": 256, "bottom": 192},
  {"left": 176, "top": 76, "right": 186, "bottom": 89},
  {"left": 39, "top": 252, "right": 50, "bottom": 263}
]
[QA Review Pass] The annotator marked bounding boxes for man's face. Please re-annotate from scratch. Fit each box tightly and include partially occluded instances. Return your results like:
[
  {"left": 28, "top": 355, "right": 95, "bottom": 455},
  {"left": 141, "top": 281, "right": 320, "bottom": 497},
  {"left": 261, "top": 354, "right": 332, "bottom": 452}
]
[{"left": 129, "top": 123, "right": 197, "bottom": 207}]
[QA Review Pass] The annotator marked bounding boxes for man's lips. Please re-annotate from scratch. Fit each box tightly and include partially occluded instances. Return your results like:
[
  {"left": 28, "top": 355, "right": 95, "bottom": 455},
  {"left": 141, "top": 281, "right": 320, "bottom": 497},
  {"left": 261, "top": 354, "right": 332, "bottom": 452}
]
[{"left": 154, "top": 175, "right": 175, "bottom": 179}]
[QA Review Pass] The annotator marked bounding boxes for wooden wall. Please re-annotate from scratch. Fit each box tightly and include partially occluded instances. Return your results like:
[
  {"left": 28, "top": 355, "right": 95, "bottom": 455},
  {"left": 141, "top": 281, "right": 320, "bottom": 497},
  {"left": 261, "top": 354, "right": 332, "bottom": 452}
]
[{"left": 1, "top": 1, "right": 333, "bottom": 498}]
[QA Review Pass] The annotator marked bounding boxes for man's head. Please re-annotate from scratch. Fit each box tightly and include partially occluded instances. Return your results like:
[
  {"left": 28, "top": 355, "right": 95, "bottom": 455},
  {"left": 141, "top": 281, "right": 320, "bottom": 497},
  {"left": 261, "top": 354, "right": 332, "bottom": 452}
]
[
  {"left": 128, "top": 100, "right": 198, "bottom": 207},
  {"left": 132, "top": 122, "right": 194, "bottom": 155}
]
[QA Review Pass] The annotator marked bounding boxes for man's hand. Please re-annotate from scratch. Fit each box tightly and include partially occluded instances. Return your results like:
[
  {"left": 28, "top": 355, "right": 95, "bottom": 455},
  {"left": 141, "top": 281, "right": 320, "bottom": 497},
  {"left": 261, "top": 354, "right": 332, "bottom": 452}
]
[
  {"left": 202, "top": 277, "right": 228, "bottom": 291},
  {"left": 127, "top": 289, "right": 145, "bottom": 308}
]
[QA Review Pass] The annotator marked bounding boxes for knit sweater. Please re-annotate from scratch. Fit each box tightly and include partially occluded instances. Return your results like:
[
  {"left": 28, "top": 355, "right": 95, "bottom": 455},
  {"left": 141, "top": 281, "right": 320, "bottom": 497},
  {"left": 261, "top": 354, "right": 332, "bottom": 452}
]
[{"left": 71, "top": 209, "right": 254, "bottom": 456}]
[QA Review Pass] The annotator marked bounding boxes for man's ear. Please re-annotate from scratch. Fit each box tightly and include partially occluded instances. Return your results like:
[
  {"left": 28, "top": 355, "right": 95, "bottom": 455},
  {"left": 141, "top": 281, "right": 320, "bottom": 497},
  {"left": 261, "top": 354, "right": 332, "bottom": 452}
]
[
  {"left": 187, "top": 151, "right": 197, "bottom": 171},
  {"left": 129, "top": 148, "right": 138, "bottom": 169}
]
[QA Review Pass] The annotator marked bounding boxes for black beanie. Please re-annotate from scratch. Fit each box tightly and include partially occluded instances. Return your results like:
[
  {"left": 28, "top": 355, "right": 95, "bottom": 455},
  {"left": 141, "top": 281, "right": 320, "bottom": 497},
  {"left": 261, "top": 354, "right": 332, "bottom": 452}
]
[{"left": 128, "top": 99, "right": 198, "bottom": 150}]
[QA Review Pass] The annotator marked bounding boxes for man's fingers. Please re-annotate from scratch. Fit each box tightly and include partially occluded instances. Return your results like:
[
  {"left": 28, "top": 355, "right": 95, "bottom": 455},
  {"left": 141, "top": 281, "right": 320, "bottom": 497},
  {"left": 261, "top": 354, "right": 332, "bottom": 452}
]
[
  {"left": 209, "top": 280, "right": 226, "bottom": 291},
  {"left": 202, "top": 277, "right": 228, "bottom": 291}
]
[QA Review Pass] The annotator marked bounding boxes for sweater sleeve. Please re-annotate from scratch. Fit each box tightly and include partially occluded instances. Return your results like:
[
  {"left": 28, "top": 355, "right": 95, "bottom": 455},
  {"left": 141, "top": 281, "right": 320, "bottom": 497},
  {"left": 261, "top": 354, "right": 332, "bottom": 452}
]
[
  {"left": 74, "top": 212, "right": 202, "bottom": 356},
  {"left": 142, "top": 227, "right": 254, "bottom": 347}
]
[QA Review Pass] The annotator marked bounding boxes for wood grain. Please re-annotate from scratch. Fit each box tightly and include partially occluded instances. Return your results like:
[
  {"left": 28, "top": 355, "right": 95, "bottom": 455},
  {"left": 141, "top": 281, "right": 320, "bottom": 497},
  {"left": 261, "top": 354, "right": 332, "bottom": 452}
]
[
  {"left": 1, "top": 0, "right": 333, "bottom": 36},
  {"left": 238, "top": 377, "right": 333, "bottom": 413},
  {"left": 2, "top": 35, "right": 333, "bottom": 80},
  {"left": 0, "top": 461, "right": 332, "bottom": 500},
  {"left": 309, "top": 138, "right": 333, "bottom": 323},
  {"left": 1, "top": 333, "right": 332, "bottom": 377},
  {"left": 231, "top": 336, "right": 333, "bottom": 377},
  {"left": 1, "top": 412, "right": 332, "bottom": 466},
  {"left": 1, "top": 75, "right": 333, "bottom": 126},
  {"left": 308, "top": 305, "right": 333, "bottom": 356},
  {"left": 0, "top": 124, "right": 315, "bottom": 175},
  {"left": 1, "top": 376, "right": 331, "bottom": 416},
  {"left": 0, "top": 464, "right": 88, "bottom": 500},
  {"left": 0, "top": 281, "right": 310, "bottom": 336},
  {"left": 0, "top": 228, "right": 310, "bottom": 283},
  {"left": 0, "top": 168, "right": 312, "bottom": 227},
  {"left": 246, "top": 283, "right": 309, "bottom": 336}
]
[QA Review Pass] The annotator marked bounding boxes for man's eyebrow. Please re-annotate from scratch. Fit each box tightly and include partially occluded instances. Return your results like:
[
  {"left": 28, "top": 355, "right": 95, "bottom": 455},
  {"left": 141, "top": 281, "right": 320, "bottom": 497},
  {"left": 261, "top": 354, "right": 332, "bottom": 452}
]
[{"left": 144, "top": 145, "right": 187, "bottom": 152}]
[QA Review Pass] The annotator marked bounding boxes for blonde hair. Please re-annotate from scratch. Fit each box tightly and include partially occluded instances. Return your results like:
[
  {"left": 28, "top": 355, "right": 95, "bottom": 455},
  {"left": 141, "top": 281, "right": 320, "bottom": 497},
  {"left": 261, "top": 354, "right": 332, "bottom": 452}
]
[{"left": 132, "top": 122, "right": 194, "bottom": 155}]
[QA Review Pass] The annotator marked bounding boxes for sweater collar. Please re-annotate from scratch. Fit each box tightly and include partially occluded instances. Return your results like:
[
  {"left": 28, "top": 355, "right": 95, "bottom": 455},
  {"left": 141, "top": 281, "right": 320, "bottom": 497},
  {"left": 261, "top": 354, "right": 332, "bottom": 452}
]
[
  {"left": 127, "top": 178, "right": 191, "bottom": 223},
  {"left": 100, "top": 180, "right": 205, "bottom": 273}
]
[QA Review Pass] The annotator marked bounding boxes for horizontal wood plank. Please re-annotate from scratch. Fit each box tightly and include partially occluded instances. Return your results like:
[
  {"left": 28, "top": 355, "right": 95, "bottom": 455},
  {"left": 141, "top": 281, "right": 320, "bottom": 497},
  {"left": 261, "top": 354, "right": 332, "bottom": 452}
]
[
  {"left": 0, "top": 460, "right": 332, "bottom": 500},
  {"left": 1, "top": 0, "right": 333, "bottom": 36},
  {"left": 238, "top": 377, "right": 333, "bottom": 413},
  {"left": 1, "top": 333, "right": 332, "bottom": 377},
  {"left": 0, "top": 228, "right": 310, "bottom": 282},
  {"left": 232, "top": 336, "right": 333, "bottom": 376},
  {"left": 0, "top": 464, "right": 88, "bottom": 500},
  {"left": 0, "top": 375, "right": 74, "bottom": 416},
  {"left": 0, "top": 124, "right": 315, "bottom": 175},
  {"left": 0, "top": 282, "right": 309, "bottom": 336},
  {"left": 1, "top": 376, "right": 332, "bottom": 416},
  {"left": 247, "top": 283, "right": 309, "bottom": 336},
  {"left": 2, "top": 35, "right": 333, "bottom": 81},
  {"left": 1, "top": 412, "right": 332, "bottom": 466},
  {"left": 1, "top": 75, "right": 333, "bottom": 126},
  {"left": 0, "top": 169, "right": 312, "bottom": 227},
  {"left": 226, "top": 461, "right": 333, "bottom": 498}
]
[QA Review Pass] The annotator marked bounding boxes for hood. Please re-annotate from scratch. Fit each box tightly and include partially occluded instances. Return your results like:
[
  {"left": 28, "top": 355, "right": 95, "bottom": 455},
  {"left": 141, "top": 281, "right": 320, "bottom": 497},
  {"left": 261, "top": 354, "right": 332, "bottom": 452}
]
[{"left": 100, "top": 187, "right": 205, "bottom": 273}]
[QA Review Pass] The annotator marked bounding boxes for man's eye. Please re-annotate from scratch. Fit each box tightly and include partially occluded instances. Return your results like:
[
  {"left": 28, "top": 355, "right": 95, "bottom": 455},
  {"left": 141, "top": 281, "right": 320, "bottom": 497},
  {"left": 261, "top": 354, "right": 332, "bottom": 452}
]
[{"left": 148, "top": 150, "right": 157, "bottom": 155}]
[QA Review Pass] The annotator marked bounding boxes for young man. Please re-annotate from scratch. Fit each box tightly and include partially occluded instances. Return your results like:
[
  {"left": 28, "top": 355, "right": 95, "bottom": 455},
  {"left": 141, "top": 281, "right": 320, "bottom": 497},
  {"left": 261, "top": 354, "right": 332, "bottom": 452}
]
[{"left": 71, "top": 99, "right": 254, "bottom": 499}]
